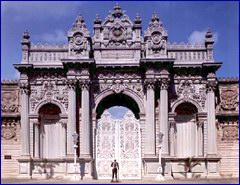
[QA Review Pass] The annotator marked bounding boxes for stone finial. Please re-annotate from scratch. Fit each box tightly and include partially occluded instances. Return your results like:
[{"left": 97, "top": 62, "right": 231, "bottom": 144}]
[
  {"left": 73, "top": 14, "right": 86, "bottom": 29},
  {"left": 205, "top": 28, "right": 214, "bottom": 44},
  {"left": 23, "top": 30, "right": 30, "bottom": 40},
  {"left": 205, "top": 28, "right": 213, "bottom": 38},
  {"left": 151, "top": 12, "right": 159, "bottom": 22},
  {"left": 134, "top": 13, "right": 141, "bottom": 24},
  {"left": 94, "top": 14, "right": 101, "bottom": 24},
  {"left": 112, "top": 3, "right": 123, "bottom": 18},
  {"left": 21, "top": 30, "right": 30, "bottom": 49}
]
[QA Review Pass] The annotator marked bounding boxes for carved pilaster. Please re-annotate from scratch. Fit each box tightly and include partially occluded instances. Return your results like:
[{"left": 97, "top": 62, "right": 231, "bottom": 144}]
[{"left": 144, "top": 78, "right": 155, "bottom": 156}]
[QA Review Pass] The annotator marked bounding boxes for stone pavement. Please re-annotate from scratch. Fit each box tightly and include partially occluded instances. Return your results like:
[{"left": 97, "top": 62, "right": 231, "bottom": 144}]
[{"left": 1, "top": 178, "right": 239, "bottom": 184}]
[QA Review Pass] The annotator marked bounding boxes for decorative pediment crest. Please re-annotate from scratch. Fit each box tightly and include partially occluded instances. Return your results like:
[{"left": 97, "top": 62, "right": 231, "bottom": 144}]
[
  {"left": 93, "top": 4, "right": 142, "bottom": 49},
  {"left": 144, "top": 13, "right": 168, "bottom": 58},
  {"left": 68, "top": 14, "right": 91, "bottom": 58}
]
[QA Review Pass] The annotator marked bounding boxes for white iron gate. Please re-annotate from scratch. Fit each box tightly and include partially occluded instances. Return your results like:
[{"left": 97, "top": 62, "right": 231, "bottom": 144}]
[{"left": 96, "top": 110, "right": 141, "bottom": 179}]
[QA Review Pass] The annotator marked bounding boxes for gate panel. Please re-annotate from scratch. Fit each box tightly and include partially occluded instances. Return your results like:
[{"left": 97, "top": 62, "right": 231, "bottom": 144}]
[
  {"left": 119, "top": 111, "right": 141, "bottom": 179},
  {"left": 96, "top": 110, "right": 141, "bottom": 179},
  {"left": 96, "top": 111, "right": 116, "bottom": 179}
]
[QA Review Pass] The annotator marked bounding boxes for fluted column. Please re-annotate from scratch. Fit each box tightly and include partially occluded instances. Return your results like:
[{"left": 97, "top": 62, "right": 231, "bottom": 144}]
[
  {"left": 20, "top": 83, "right": 30, "bottom": 156},
  {"left": 60, "top": 120, "right": 67, "bottom": 157},
  {"left": 206, "top": 78, "right": 217, "bottom": 156},
  {"left": 145, "top": 81, "right": 155, "bottom": 156},
  {"left": 33, "top": 120, "right": 40, "bottom": 158},
  {"left": 159, "top": 79, "right": 169, "bottom": 155},
  {"left": 169, "top": 121, "right": 176, "bottom": 156},
  {"left": 80, "top": 82, "right": 91, "bottom": 158},
  {"left": 197, "top": 121, "right": 204, "bottom": 156},
  {"left": 67, "top": 79, "right": 77, "bottom": 155}
]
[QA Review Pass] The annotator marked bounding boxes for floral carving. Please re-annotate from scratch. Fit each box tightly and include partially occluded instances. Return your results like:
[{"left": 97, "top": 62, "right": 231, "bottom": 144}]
[
  {"left": 220, "top": 89, "right": 238, "bottom": 111},
  {"left": 222, "top": 126, "right": 238, "bottom": 141},
  {"left": 1, "top": 119, "right": 18, "bottom": 141},
  {"left": 1, "top": 91, "right": 18, "bottom": 113},
  {"left": 30, "top": 81, "right": 68, "bottom": 112}
]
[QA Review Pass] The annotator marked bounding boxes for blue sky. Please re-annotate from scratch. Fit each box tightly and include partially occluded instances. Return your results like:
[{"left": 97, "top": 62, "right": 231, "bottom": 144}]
[{"left": 1, "top": 1, "right": 239, "bottom": 80}]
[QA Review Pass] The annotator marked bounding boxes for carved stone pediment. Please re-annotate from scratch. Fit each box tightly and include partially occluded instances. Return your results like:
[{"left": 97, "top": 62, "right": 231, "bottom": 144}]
[
  {"left": 68, "top": 14, "right": 91, "bottom": 58},
  {"left": 144, "top": 13, "right": 168, "bottom": 58}
]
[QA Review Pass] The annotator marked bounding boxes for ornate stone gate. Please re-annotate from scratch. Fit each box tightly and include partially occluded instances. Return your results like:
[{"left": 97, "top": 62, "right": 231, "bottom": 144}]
[{"left": 96, "top": 110, "right": 141, "bottom": 179}]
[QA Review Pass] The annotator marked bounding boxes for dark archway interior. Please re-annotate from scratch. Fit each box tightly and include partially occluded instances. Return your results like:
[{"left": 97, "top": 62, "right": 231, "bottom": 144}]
[
  {"left": 96, "top": 94, "right": 140, "bottom": 119},
  {"left": 39, "top": 103, "right": 61, "bottom": 115},
  {"left": 175, "top": 102, "right": 198, "bottom": 115}
]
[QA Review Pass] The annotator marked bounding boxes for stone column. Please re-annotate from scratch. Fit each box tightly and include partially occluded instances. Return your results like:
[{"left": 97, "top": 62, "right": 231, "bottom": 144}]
[
  {"left": 20, "top": 83, "right": 30, "bottom": 156},
  {"left": 33, "top": 120, "right": 40, "bottom": 158},
  {"left": 169, "top": 121, "right": 176, "bottom": 157},
  {"left": 80, "top": 83, "right": 91, "bottom": 158},
  {"left": 60, "top": 120, "right": 67, "bottom": 157},
  {"left": 206, "top": 79, "right": 217, "bottom": 156},
  {"left": 67, "top": 79, "right": 77, "bottom": 155},
  {"left": 159, "top": 79, "right": 169, "bottom": 155},
  {"left": 145, "top": 82, "right": 155, "bottom": 156},
  {"left": 197, "top": 121, "right": 204, "bottom": 156}
]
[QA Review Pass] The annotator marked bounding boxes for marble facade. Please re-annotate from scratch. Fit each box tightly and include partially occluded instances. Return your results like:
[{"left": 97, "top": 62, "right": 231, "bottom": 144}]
[{"left": 1, "top": 4, "right": 239, "bottom": 179}]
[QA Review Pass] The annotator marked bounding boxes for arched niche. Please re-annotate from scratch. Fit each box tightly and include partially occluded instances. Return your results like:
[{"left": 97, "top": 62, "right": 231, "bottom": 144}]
[
  {"left": 173, "top": 102, "right": 203, "bottom": 157},
  {"left": 38, "top": 103, "right": 63, "bottom": 159}
]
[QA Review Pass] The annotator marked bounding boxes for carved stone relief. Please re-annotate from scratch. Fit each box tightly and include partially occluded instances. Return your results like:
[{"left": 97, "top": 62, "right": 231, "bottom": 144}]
[
  {"left": 1, "top": 91, "right": 19, "bottom": 113},
  {"left": 1, "top": 119, "right": 19, "bottom": 141},
  {"left": 30, "top": 81, "right": 68, "bottom": 113},
  {"left": 219, "top": 88, "right": 239, "bottom": 111},
  {"left": 173, "top": 79, "right": 206, "bottom": 110},
  {"left": 218, "top": 121, "right": 239, "bottom": 141}
]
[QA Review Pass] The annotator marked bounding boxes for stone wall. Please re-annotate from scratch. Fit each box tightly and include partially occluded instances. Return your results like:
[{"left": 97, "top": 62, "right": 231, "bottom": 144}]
[
  {"left": 216, "top": 78, "right": 239, "bottom": 177},
  {"left": 1, "top": 80, "right": 21, "bottom": 178}
]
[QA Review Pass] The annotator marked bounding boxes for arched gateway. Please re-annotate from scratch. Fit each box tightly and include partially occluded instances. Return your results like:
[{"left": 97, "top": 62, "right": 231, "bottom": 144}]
[{"left": 13, "top": 4, "right": 224, "bottom": 180}]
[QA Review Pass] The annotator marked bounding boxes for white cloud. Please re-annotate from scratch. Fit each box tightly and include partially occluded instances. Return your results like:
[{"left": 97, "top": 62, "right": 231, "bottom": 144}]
[
  {"left": 188, "top": 30, "right": 218, "bottom": 44},
  {"left": 2, "top": 1, "right": 82, "bottom": 22},
  {"left": 37, "top": 29, "right": 67, "bottom": 43}
]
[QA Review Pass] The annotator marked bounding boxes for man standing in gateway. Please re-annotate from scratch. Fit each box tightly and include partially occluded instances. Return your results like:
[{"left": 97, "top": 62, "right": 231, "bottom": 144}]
[{"left": 111, "top": 159, "right": 119, "bottom": 182}]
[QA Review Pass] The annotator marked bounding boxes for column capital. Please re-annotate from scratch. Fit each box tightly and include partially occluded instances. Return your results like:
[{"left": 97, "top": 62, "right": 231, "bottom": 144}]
[
  {"left": 80, "top": 80, "right": 90, "bottom": 90},
  {"left": 19, "top": 82, "right": 30, "bottom": 95},
  {"left": 67, "top": 79, "right": 77, "bottom": 90},
  {"left": 159, "top": 78, "right": 169, "bottom": 90},
  {"left": 206, "top": 80, "right": 217, "bottom": 92},
  {"left": 144, "top": 79, "right": 155, "bottom": 90},
  {"left": 169, "top": 121, "right": 176, "bottom": 128},
  {"left": 197, "top": 121, "right": 204, "bottom": 128}
]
